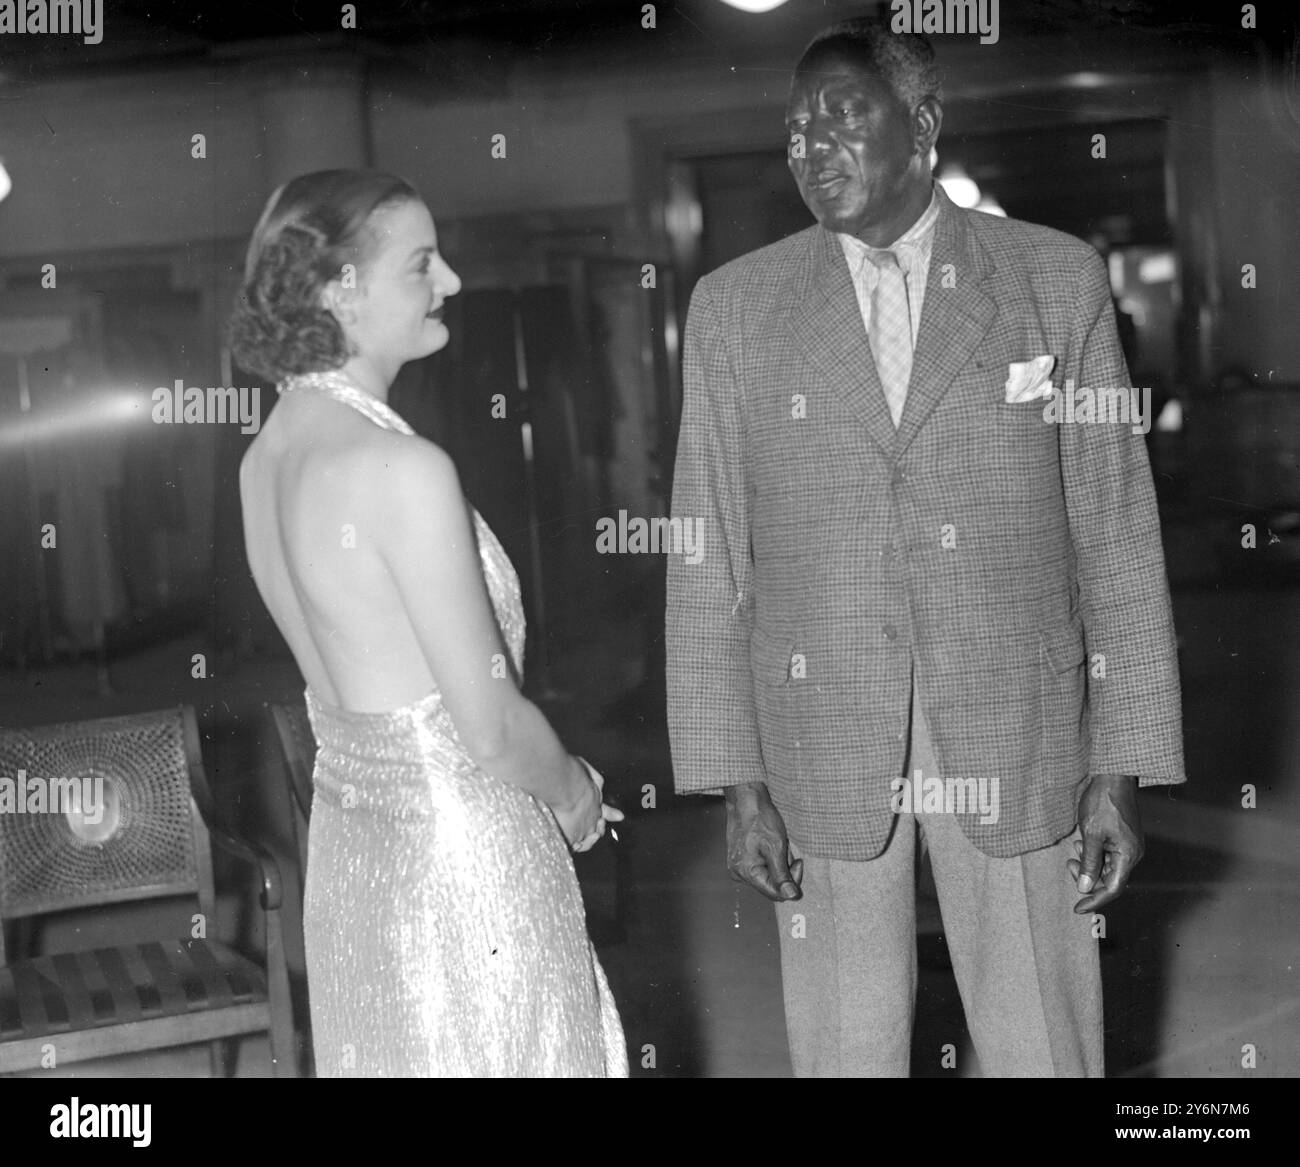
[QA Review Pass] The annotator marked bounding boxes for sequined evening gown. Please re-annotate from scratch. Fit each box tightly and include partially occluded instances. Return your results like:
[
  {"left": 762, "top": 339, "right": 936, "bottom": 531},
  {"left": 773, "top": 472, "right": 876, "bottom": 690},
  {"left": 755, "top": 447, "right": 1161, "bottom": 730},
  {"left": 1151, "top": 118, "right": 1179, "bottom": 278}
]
[{"left": 284, "top": 372, "right": 627, "bottom": 1078}]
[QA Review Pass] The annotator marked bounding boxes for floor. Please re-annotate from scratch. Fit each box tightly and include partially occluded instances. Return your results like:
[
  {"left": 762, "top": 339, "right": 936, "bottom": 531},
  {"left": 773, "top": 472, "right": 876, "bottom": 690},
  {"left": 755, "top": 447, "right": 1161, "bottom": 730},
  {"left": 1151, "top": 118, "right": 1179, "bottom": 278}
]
[{"left": 2, "top": 582, "right": 1298, "bottom": 1078}]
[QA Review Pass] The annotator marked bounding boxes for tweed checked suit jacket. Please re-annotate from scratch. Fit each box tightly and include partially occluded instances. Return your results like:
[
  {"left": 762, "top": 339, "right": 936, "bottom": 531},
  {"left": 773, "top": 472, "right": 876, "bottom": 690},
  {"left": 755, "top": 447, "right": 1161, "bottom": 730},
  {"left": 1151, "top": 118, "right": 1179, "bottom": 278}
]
[{"left": 665, "top": 186, "right": 1185, "bottom": 861}]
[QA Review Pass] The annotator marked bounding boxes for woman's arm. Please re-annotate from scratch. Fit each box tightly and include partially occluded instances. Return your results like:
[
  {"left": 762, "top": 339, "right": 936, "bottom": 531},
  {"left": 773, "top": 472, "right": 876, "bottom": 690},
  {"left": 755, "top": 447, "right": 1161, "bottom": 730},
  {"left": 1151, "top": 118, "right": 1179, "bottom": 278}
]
[{"left": 374, "top": 438, "right": 600, "bottom": 834}]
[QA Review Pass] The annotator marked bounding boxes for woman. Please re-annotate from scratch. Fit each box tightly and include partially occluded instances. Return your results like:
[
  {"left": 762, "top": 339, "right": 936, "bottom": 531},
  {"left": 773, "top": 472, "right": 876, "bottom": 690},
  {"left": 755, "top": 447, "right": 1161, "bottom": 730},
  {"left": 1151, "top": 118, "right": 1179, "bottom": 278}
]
[{"left": 231, "top": 169, "right": 627, "bottom": 1077}]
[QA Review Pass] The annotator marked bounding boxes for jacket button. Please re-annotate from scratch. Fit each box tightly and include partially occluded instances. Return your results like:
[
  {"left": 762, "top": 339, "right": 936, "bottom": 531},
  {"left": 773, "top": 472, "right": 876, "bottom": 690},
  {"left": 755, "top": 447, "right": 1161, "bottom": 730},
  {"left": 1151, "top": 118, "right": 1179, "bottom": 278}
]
[
  {"left": 891, "top": 469, "right": 906, "bottom": 486},
  {"left": 882, "top": 624, "right": 898, "bottom": 641}
]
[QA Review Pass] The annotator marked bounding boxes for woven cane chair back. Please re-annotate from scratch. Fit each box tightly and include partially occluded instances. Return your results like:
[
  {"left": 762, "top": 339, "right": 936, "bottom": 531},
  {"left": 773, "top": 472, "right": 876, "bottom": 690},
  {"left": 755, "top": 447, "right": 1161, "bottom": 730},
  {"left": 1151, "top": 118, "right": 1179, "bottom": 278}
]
[{"left": 0, "top": 708, "right": 206, "bottom": 924}]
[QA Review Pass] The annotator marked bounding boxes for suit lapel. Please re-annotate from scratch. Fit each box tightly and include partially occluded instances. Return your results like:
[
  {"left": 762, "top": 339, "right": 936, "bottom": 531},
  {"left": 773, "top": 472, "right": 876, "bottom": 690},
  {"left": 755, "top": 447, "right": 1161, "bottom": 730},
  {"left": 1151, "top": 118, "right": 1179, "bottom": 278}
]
[
  {"left": 893, "top": 190, "right": 998, "bottom": 457},
  {"left": 780, "top": 226, "right": 899, "bottom": 457}
]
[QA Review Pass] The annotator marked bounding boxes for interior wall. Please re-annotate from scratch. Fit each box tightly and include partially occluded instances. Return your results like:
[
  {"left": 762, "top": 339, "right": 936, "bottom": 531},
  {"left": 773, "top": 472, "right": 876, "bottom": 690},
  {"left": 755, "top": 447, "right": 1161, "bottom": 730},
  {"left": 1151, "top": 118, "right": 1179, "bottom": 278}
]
[
  {"left": 0, "top": 52, "right": 787, "bottom": 263},
  {"left": 0, "top": 72, "right": 265, "bottom": 258},
  {"left": 370, "top": 62, "right": 783, "bottom": 228},
  {"left": 1205, "top": 62, "right": 1300, "bottom": 384}
]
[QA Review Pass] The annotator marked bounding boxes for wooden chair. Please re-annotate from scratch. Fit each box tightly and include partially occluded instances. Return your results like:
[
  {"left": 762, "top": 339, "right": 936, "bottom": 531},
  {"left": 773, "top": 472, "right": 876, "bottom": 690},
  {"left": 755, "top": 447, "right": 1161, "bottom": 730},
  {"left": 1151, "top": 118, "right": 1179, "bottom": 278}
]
[
  {"left": 0, "top": 706, "right": 297, "bottom": 1076},
  {"left": 269, "top": 701, "right": 315, "bottom": 882},
  {"left": 269, "top": 699, "right": 316, "bottom": 1076}
]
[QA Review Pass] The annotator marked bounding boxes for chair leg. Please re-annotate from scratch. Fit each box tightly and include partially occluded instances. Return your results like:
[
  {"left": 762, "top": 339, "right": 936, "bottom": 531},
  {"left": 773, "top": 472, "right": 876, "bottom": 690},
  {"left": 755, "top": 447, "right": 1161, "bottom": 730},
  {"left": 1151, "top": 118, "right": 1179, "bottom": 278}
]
[
  {"left": 265, "top": 913, "right": 298, "bottom": 1077},
  {"left": 209, "top": 1038, "right": 228, "bottom": 1079}
]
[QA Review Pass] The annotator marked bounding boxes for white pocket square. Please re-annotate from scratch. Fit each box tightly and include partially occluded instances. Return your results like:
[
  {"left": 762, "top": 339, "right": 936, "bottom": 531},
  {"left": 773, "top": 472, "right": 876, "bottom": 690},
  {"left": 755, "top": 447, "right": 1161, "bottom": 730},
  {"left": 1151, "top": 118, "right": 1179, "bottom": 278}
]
[{"left": 1004, "top": 355, "right": 1057, "bottom": 403}]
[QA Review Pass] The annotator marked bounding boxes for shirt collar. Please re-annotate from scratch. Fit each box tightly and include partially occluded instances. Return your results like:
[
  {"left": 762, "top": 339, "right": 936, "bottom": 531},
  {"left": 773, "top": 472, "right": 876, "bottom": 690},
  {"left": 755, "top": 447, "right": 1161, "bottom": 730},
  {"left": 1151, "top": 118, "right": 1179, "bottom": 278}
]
[{"left": 838, "top": 185, "right": 940, "bottom": 276}]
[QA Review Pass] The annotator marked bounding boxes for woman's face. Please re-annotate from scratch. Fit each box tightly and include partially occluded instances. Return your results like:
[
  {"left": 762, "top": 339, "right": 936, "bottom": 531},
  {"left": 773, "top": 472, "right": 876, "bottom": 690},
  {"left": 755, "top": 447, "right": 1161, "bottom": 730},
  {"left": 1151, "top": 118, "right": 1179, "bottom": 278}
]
[{"left": 342, "top": 198, "right": 462, "bottom": 365}]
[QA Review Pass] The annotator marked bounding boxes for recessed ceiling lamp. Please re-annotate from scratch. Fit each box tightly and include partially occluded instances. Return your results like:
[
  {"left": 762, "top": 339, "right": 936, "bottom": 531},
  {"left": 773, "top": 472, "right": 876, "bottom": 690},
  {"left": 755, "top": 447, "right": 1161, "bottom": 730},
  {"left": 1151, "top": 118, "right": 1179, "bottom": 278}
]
[
  {"left": 0, "top": 160, "right": 12, "bottom": 203},
  {"left": 717, "top": 0, "right": 791, "bottom": 11}
]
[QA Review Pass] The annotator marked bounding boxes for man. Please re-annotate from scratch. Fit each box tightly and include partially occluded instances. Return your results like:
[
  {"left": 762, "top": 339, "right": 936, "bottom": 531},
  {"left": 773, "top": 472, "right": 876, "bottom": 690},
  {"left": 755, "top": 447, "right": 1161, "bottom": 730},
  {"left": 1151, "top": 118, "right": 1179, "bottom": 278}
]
[{"left": 665, "top": 18, "right": 1184, "bottom": 1078}]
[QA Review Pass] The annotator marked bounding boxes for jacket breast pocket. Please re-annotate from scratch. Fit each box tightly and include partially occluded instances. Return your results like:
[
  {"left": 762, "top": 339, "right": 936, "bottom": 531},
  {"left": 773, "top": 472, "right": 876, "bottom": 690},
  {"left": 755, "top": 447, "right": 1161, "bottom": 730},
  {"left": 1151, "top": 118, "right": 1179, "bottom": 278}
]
[
  {"left": 1039, "top": 621, "right": 1088, "bottom": 780},
  {"left": 993, "top": 399, "right": 1055, "bottom": 423}
]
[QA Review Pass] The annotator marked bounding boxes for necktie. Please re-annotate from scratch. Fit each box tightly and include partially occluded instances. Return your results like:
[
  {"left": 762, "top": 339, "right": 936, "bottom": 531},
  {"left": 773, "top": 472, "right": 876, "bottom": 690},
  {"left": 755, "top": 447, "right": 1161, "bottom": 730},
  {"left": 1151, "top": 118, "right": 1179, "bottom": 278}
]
[{"left": 864, "top": 249, "right": 912, "bottom": 428}]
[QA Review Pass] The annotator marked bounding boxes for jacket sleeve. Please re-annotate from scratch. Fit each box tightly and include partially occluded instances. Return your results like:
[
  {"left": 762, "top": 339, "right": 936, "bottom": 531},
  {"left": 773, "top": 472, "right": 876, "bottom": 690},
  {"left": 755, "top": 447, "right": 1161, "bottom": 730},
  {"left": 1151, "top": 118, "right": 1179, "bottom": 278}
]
[
  {"left": 665, "top": 276, "right": 764, "bottom": 796},
  {"left": 1059, "top": 249, "right": 1186, "bottom": 786}
]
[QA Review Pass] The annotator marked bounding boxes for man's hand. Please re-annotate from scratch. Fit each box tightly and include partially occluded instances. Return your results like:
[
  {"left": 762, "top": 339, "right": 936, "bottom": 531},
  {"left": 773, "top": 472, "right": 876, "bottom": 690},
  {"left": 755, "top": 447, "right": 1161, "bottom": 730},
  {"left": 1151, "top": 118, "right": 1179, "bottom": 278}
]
[
  {"left": 1068, "top": 774, "right": 1144, "bottom": 914},
  {"left": 725, "top": 781, "right": 804, "bottom": 902}
]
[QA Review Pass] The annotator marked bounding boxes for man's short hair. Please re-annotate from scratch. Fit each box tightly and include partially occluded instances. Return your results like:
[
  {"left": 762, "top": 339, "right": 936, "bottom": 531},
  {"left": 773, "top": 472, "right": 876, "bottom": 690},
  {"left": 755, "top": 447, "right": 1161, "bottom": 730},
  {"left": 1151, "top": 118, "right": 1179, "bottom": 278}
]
[{"left": 798, "top": 17, "right": 942, "bottom": 112}]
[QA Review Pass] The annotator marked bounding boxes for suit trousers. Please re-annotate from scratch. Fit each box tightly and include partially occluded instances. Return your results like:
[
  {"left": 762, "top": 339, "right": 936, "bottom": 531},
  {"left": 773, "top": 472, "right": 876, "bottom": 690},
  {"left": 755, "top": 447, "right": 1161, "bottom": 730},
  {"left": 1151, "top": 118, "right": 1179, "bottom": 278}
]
[{"left": 773, "top": 679, "right": 1104, "bottom": 1077}]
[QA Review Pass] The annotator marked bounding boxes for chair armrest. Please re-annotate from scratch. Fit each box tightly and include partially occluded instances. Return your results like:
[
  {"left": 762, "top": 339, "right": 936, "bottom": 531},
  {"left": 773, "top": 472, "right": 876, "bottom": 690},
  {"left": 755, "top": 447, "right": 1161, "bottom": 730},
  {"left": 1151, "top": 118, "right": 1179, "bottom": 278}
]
[
  {"left": 202, "top": 815, "right": 286, "bottom": 914},
  {"left": 181, "top": 706, "right": 286, "bottom": 913}
]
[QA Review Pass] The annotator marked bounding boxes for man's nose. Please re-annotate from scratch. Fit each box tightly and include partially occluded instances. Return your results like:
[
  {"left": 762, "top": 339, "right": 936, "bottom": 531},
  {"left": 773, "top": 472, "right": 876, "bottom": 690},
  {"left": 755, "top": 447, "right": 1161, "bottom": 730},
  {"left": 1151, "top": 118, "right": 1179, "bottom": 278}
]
[{"left": 804, "top": 118, "right": 835, "bottom": 159}]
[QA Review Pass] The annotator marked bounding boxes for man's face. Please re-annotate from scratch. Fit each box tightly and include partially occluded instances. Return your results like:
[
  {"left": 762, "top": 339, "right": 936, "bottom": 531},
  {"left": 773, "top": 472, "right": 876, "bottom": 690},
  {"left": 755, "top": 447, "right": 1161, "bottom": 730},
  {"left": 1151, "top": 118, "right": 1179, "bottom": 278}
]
[{"left": 785, "top": 49, "right": 923, "bottom": 238}]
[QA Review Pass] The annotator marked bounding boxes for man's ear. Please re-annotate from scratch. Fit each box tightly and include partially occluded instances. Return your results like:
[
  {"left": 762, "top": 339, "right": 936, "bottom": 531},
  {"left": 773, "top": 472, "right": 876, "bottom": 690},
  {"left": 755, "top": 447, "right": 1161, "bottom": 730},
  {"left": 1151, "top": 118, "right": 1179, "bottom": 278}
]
[{"left": 914, "top": 96, "right": 942, "bottom": 159}]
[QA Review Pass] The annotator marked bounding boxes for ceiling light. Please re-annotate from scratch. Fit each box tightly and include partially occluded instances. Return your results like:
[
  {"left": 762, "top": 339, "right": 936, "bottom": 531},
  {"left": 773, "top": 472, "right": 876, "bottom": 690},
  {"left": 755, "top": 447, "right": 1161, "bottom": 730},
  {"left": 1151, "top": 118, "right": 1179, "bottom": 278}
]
[{"left": 937, "top": 162, "right": 980, "bottom": 209}]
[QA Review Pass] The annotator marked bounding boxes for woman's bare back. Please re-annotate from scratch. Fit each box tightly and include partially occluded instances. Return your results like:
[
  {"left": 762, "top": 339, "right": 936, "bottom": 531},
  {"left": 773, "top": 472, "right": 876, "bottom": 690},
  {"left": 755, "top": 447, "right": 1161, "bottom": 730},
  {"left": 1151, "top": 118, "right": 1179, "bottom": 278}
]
[{"left": 240, "top": 391, "right": 444, "bottom": 712}]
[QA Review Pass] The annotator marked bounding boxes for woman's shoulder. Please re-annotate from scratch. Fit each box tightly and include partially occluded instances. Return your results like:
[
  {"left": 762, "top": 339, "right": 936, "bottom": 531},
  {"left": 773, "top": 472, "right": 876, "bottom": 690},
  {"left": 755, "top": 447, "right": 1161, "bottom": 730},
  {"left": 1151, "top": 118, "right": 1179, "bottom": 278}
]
[
  {"left": 275, "top": 399, "right": 448, "bottom": 476},
  {"left": 246, "top": 404, "right": 450, "bottom": 485},
  {"left": 356, "top": 427, "right": 456, "bottom": 482},
  {"left": 348, "top": 430, "right": 465, "bottom": 516}
]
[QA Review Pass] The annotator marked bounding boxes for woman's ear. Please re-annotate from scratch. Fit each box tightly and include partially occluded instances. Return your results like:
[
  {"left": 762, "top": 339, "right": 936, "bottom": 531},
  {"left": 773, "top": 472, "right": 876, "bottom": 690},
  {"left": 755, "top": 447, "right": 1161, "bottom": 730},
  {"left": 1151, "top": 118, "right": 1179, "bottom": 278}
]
[{"left": 320, "top": 273, "right": 358, "bottom": 326}]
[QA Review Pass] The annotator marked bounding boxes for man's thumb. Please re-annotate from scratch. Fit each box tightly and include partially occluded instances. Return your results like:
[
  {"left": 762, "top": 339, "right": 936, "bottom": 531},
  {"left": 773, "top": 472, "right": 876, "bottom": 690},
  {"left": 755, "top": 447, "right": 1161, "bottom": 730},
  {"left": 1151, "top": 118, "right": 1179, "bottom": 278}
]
[
  {"left": 766, "top": 840, "right": 799, "bottom": 899},
  {"left": 1078, "top": 834, "right": 1105, "bottom": 893}
]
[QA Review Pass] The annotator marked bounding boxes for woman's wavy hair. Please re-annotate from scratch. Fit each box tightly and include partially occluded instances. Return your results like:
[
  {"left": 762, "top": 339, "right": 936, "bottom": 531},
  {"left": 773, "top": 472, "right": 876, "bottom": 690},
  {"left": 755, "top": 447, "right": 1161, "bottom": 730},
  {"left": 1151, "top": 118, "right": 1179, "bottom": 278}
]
[{"left": 228, "top": 169, "right": 420, "bottom": 382}]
